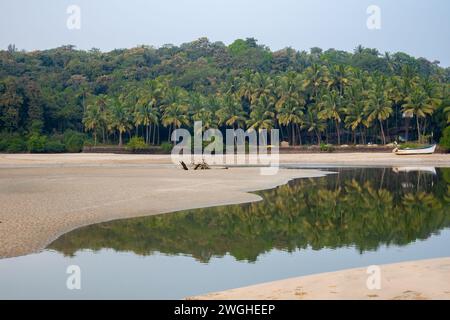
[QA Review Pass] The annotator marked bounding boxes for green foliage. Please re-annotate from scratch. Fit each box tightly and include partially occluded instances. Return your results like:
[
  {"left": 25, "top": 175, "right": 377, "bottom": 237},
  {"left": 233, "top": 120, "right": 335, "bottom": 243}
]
[
  {"left": 27, "top": 134, "right": 47, "bottom": 153},
  {"left": 44, "top": 138, "right": 66, "bottom": 153},
  {"left": 63, "top": 130, "right": 85, "bottom": 153},
  {"left": 320, "top": 143, "right": 334, "bottom": 152},
  {"left": 440, "top": 126, "right": 450, "bottom": 151},
  {"left": 126, "top": 136, "right": 148, "bottom": 150},
  {"left": 0, "top": 134, "right": 27, "bottom": 152},
  {"left": 160, "top": 142, "right": 173, "bottom": 154},
  {"left": 0, "top": 38, "right": 449, "bottom": 148}
]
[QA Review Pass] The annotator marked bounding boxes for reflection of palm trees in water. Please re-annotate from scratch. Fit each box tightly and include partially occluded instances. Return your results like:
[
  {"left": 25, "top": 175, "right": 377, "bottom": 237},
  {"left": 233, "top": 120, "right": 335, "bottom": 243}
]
[{"left": 49, "top": 168, "right": 450, "bottom": 263}]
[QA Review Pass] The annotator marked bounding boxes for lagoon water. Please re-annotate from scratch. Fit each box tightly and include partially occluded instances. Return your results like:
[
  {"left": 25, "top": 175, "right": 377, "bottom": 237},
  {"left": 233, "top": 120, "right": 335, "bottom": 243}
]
[{"left": 1, "top": 168, "right": 449, "bottom": 299}]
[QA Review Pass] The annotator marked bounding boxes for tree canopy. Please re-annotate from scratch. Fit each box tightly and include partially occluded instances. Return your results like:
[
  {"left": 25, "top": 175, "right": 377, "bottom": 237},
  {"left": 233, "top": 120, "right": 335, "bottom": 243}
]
[{"left": 1, "top": 38, "right": 449, "bottom": 150}]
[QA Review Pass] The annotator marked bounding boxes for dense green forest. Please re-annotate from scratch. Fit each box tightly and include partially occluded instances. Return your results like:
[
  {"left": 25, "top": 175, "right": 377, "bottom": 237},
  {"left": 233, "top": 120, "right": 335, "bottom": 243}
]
[{"left": 1, "top": 38, "right": 449, "bottom": 152}]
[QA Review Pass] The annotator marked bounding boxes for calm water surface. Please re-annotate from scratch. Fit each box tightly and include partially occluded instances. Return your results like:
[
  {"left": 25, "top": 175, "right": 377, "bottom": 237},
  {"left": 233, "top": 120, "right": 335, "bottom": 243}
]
[{"left": 1, "top": 167, "right": 449, "bottom": 299}]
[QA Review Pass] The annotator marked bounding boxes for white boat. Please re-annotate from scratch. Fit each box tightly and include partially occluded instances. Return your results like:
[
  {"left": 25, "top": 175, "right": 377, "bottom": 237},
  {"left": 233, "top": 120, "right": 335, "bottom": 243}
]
[
  {"left": 393, "top": 144, "right": 437, "bottom": 155},
  {"left": 392, "top": 166, "right": 437, "bottom": 175}
]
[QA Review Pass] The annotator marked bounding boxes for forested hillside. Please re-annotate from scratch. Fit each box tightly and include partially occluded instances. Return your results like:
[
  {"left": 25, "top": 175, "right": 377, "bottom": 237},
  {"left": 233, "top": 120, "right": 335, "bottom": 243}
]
[{"left": 1, "top": 37, "right": 449, "bottom": 152}]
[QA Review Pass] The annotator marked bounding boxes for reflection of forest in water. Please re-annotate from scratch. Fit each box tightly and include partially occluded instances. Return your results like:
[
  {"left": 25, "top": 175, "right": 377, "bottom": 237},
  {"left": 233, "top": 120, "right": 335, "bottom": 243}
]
[{"left": 49, "top": 168, "right": 450, "bottom": 263}]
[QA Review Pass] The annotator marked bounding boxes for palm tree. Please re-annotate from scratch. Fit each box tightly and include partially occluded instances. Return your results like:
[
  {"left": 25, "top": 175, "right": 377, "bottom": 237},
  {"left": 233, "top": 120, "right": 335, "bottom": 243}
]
[
  {"left": 133, "top": 98, "right": 159, "bottom": 144},
  {"left": 301, "top": 108, "right": 326, "bottom": 145},
  {"left": 250, "top": 72, "right": 273, "bottom": 103},
  {"left": 445, "top": 105, "right": 450, "bottom": 124},
  {"left": 246, "top": 95, "right": 275, "bottom": 131},
  {"left": 303, "top": 64, "right": 329, "bottom": 100},
  {"left": 344, "top": 85, "right": 366, "bottom": 144},
  {"left": 161, "top": 87, "right": 189, "bottom": 142},
  {"left": 275, "top": 73, "right": 305, "bottom": 144},
  {"left": 161, "top": 104, "right": 189, "bottom": 142},
  {"left": 277, "top": 100, "right": 304, "bottom": 146},
  {"left": 217, "top": 94, "right": 247, "bottom": 129},
  {"left": 108, "top": 98, "right": 132, "bottom": 146},
  {"left": 365, "top": 84, "right": 393, "bottom": 145},
  {"left": 318, "top": 90, "right": 343, "bottom": 145},
  {"left": 192, "top": 108, "right": 215, "bottom": 132},
  {"left": 83, "top": 104, "right": 102, "bottom": 145},
  {"left": 327, "top": 65, "right": 350, "bottom": 96},
  {"left": 402, "top": 88, "right": 436, "bottom": 143},
  {"left": 237, "top": 70, "right": 254, "bottom": 104}
]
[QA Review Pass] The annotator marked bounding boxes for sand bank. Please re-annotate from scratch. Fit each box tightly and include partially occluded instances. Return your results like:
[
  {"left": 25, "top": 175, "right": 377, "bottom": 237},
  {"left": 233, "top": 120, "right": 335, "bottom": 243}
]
[
  {"left": 190, "top": 257, "right": 450, "bottom": 300},
  {"left": 0, "top": 159, "right": 328, "bottom": 258},
  {"left": 0, "top": 152, "right": 449, "bottom": 168},
  {"left": 1, "top": 152, "right": 449, "bottom": 258}
]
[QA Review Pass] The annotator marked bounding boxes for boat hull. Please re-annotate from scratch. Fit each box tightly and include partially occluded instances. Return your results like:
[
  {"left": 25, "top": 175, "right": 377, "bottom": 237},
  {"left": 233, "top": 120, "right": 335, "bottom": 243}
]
[{"left": 394, "top": 144, "right": 437, "bottom": 155}]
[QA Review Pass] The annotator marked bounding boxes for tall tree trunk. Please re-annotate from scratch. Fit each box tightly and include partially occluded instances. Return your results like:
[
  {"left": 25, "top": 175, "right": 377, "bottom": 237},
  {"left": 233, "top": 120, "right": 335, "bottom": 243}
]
[
  {"left": 335, "top": 120, "right": 341, "bottom": 145},
  {"left": 157, "top": 125, "right": 160, "bottom": 145},
  {"left": 405, "top": 117, "right": 410, "bottom": 141},
  {"left": 152, "top": 124, "right": 156, "bottom": 145},
  {"left": 416, "top": 116, "right": 421, "bottom": 143},
  {"left": 167, "top": 124, "right": 172, "bottom": 142},
  {"left": 297, "top": 124, "right": 302, "bottom": 145},
  {"left": 315, "top": 130, "right": 321, "bottom": 146},
  {"left": 379, "top": 119, "right": 386, "bottom": 145},
  {"left": 291, "top": 124, "right": 295, "bottom": 146},
  {"left": 119, "top": 131, "right": 123, "bottom": 146}
]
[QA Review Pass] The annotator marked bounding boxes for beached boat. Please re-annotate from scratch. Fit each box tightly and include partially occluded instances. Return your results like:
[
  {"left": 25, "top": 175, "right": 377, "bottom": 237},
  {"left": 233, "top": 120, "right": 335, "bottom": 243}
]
[
  {"left": 392, "top": 166, "right": 437, "bottom": 175},
  {"left": 393, "top": 144, "right": 437, "bottom": 155}
]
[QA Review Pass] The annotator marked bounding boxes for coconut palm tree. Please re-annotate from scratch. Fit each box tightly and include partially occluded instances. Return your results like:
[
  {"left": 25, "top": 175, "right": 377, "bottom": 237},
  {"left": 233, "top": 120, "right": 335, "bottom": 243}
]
[
  {"left": 250, "top": 72, "right": 274, "bottom": 103},
  {"left": 402, "top": 87, "right": 436, "bottom": 143},
  {"left": 133, "top": 98, "right": 159, "bottom": 144},
  {"left": 318, "top": 90, "right": 343, "bottom": 145},
  {"left": 161, "top": 104, "right": 189, "bottom": 142},
  {"left": 344, "top": 85, "right": 366, "bottom": 144},
  {"left": 275, "top": 73, "right": 305, "bottom": 144},
  {"left": 246, "top": 95, "right": 275, "bottom": 131},
  {"left": 301, "top": 107, "right": 326, "bottom": 145},
  {"left": 365, "top": 84, "right": 393, "bottom": 145},
  {"left": 328, "top": 65, "right": 351, "bottom": 96},
  {"left": 303, "top": 64, "right": 329, "bottom": 100},
  {"left": 108, "top": 97, "right": 132, "bottom": 146},
  {"left": 217, "top": 94, "right": 247, "bottom": 129},
  {"left": 160, "top": 87, "right": 189, "bottom": 142},
  {"left": 83, "top": 104, "right": 102, "bottom": 145}
]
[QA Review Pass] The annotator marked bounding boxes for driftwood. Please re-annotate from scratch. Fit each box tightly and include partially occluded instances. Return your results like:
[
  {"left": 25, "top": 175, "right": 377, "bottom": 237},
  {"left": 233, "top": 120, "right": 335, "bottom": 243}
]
[
  {"left": 179, "top": 160, "right": 211, "bottom": 170},
  {"left": 180, "top": 161, "right": 189, "bottom": 170},
  {"left": 193, "top": 160, "right": 210, "bottom": 170}
]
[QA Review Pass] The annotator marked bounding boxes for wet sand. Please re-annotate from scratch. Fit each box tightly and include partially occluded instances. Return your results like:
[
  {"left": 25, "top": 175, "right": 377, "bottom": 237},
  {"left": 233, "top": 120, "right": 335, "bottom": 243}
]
[
  {"left": 1, "top": 153, "right": 449, "bottom": 259},
  {"left": 0, "top": 155, "right": 330, "bottom": 258},
  {"left": 1, "top": 152, "right": 449, "bottom": 168},
  {"left": 190, "top": 257, "right": 450, "bottom": 300}
]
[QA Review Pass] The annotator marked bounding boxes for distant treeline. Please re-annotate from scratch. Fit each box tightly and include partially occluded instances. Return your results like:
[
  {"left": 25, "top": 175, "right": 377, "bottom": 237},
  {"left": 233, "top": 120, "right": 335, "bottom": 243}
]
[{"left": 0, "top": 38, "right": 449, "bottom": 152}]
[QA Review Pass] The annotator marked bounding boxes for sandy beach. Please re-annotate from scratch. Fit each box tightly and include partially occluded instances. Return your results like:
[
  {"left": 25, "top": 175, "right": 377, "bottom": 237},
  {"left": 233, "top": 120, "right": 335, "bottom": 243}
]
[
  {"left": 0, "top": 153, "right": 332, "bottom": 258},
  {"left": 1, "top": 152, "right": 450, "bottom": 259},
  {"left": 1, "top": 152, "right": 450, "bottom": 168},
  {"left": 1, "top": 152, "right": 449, "bottom": 300},
  {"left": 190, "top": 257, "right": 450, "bottom": 300}
]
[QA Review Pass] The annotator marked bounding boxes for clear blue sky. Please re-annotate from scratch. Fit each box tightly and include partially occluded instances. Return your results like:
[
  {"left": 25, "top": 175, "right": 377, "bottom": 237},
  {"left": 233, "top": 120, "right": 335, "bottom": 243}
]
[{"left": 1, "top": 0, "right": 449, "bottom": 66}]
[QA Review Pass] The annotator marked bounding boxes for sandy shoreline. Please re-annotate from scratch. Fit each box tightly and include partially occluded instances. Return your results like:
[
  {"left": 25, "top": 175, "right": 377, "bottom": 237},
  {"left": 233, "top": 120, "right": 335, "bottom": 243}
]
[
  {"left": 190, "top": 257, "right": 450, "bottom": 300},
  {"left": 1, "top": 152, "right": 450, "bottom": 167},
  {"left": 1, "top": 153, "right": 449, "bottom": 299},
  {"left": 0, "top": 156, "right": 330, "bottom": 258},
  {"left": 1, "top": 152, "right": 449, "bottom": 259}
]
